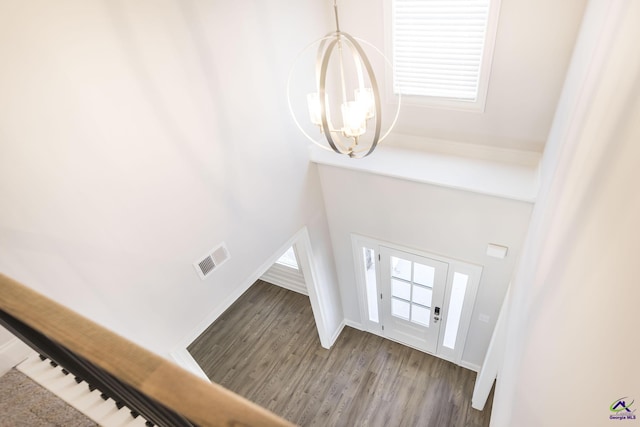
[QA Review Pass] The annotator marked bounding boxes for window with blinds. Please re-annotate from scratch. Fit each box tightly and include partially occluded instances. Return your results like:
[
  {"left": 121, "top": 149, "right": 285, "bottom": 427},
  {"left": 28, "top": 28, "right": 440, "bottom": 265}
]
[{"left": 390, "top": 0, "right": 499, "bottom": 108}]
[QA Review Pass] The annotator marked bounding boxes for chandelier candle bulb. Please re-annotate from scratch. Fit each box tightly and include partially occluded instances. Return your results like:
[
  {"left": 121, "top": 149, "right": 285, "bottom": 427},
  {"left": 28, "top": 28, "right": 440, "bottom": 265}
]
[
  {"left": 341, "top": 101, "right": 367, "bottom": 138},
  {"left": 355, "top": 88, "right": 375, "bottom": 120},
  {"left": 307, "top": 93, "right": 322, "bottom": 126}
]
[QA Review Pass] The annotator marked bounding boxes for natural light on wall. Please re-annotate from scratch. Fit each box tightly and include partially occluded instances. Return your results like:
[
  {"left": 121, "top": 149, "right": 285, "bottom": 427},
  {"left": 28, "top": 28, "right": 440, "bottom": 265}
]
[
  {"left": 276, "top": 247, "right": 299, "bottom": 270},
  {"left": 390, "top": 0, "right": 500, "bottom": 110}
]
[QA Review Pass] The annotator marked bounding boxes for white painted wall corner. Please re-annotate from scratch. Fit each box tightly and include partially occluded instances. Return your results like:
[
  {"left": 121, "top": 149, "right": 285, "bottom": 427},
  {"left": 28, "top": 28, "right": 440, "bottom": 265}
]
[
  {"left": 328, "top": 320, "right": 346, "bottom": 348},
  {"left": 344, "top": 319, "right": 364, "bottom": 331},
  {"left": 0, "top": 337, "right": 35, "bottom": 376},
  {"left": 168, "top": 348, "right": 210, "bottom": 382}
]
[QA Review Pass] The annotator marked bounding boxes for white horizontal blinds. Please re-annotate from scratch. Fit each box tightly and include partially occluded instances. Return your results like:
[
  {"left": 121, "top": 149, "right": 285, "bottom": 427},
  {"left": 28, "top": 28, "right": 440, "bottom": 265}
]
[{"left": 393, "top": 0, "right": 491, "bottom": 100}]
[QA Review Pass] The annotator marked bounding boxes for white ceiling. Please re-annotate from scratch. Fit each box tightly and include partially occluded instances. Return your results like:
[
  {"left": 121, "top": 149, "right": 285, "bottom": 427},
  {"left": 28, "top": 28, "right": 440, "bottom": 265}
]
[{"left": 336, "top": 0, "right": 589, "bottom": 153}]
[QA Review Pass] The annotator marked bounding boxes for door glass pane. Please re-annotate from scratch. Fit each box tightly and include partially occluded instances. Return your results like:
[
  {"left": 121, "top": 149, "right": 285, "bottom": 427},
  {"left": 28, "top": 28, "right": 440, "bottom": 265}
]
[
  {"left": 391, "top": 256, "right": 411, "bottom": 281},
  {"left": 411, "top": 304, "right": 430, "bottom": 327},
  {"left": 414, "top": 263, "right": 435, "bottom": 287},
  {"left": 391, "top": 279, "right": 411, "bottom": 300},
  {"left": 443, "top": 272, "right": 469, "bottom": 349},
  {"left": 412, "top": 285, "right": 432, "bottom": 307},
  {"left": 362, "top": 247, "right": 379, "bottom": 323},
  {"left": 391, "top": 298, "right": 410, "bottom": 320}
]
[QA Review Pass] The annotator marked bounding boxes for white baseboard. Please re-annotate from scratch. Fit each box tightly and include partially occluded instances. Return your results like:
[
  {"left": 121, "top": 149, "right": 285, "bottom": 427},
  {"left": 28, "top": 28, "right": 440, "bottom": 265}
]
[
  {"left": 168, "top": 348, "right": 210, "bottom": 382},
  {"left": 177, "top": 280, "right": 256, "bottom": 352},
  {"left": 179, "top": 231, "right": 311, "bottom": 350},
  {"left": 341, "top": 320, "right": 481, "bottom": 374},
  {"left": 344, "top": 319, "right": 364, "bottom": 331},
  {"left": 178, "top": 226, "right": 336, "bottom": 352},
  {"left": 329, "top": 316, "right": 372, "bottom": 346},
  {"left": 328, "top": 320, "right": 346, "bottom": 348},
  {"left": 261, "top": 264, "right": 308, "bottom": 296},
  {"left": 460, "top": 360, "right": 481, "bottom": 373},
  {"left": 0, "top": 338, "right": 35, "bottom": 376},
  {"left": 262, "top": 278, "right": 309, "bottom": 296}
]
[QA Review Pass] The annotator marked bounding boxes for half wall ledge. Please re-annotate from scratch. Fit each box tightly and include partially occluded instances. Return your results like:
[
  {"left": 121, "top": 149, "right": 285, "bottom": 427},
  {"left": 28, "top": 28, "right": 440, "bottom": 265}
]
[{"left": 308, "top": 144, "right": 539, "bottom": 203}]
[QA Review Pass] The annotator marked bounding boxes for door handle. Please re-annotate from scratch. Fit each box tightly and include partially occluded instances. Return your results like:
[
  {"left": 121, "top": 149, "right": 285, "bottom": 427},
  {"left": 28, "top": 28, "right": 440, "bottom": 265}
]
[{"left": 434, "top": 306, "right": 441, "bottom": 323}]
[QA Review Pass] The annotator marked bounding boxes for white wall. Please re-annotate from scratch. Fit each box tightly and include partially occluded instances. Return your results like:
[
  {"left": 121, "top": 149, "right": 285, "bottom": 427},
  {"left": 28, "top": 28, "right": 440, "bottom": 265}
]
[
  {"left": 0, "top": 327, "right": 13, "bottom": 348},
  {"left": 0, "top": 0, "right": 342, "bottom": 356},
  {"left": 0, "top": 326, "right": 33, "bottom": 376},
  {"left": 316, "top": 165, "right": 532, "bottom": 367},
  {"left": 338, "top": 0, "right": 588, "bottom": 152},
  {"left": 0, "top": 326, "right": 33, "bottom": 375},
  {"left": 491, "top": 0, "right": 640, "bottom": 425}
]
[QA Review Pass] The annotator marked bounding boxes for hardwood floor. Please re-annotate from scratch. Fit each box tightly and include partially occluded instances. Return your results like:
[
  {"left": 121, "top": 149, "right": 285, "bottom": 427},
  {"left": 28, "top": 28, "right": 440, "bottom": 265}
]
[{"left": 188, "top": 280, "right": 493, "bottom": 427}]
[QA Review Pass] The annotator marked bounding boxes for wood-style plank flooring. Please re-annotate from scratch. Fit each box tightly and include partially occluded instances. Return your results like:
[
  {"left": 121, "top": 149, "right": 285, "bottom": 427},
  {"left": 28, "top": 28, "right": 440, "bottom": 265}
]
[{"left": 188, "top": 280, "right": 492, "bottom": 427}]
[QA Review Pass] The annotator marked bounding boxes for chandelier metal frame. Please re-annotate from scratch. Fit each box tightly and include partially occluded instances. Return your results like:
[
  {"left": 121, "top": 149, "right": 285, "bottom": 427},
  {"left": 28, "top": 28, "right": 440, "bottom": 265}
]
[{"left": 287, "top": 0, "right": 401, "bottom": 158}]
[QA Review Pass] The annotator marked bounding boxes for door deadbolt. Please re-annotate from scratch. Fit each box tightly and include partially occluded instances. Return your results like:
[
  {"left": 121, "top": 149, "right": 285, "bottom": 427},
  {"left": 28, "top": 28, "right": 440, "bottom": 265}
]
[{"left": 434, "top": 307, "right": 441, "bottom": 323}]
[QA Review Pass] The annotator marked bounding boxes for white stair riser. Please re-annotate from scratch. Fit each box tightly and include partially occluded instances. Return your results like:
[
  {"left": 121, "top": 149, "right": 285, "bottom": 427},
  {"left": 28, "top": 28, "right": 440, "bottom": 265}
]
[{"left": 17, "top": 355, "right": 152, "bottom": 427}]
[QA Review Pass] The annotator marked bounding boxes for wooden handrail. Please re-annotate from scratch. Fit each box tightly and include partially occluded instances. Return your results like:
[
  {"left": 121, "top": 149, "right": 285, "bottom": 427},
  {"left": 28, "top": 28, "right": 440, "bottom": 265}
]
[{"left": 0, "top": 272, "right": 294, "bottom": 427}]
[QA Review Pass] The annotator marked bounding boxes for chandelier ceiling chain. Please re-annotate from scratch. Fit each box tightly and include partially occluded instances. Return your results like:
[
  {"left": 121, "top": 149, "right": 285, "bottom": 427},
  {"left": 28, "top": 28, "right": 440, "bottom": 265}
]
[{"left": 333, "top": 0, "right": 341, "bottom": 33}]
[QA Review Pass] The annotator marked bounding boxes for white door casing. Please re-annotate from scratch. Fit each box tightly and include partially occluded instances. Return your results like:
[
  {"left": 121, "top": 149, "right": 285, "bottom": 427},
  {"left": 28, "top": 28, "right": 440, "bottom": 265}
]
[{"left": 352, "top": 234, "right": 482, "bottom": 366}]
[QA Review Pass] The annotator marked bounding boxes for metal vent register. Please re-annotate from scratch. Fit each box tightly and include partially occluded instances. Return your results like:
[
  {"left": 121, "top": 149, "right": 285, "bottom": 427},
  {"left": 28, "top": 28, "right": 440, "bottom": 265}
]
[{"left": 194, "top": 243, "right": 230, "bottom": 279}]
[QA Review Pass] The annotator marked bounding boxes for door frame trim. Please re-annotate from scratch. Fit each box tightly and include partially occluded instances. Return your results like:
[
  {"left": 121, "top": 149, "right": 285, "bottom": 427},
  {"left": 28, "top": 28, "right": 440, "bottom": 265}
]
[{"left": 351, "top": 233, "right": 483, "bottom": 366}]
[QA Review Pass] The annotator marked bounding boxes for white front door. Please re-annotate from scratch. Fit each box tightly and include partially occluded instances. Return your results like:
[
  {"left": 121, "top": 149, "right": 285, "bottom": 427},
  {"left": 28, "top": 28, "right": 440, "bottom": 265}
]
[
  {"left": 379, "top": 246, "right": 448, "bottom": 354},
  {"left": 352, "top": 235, "right": 482, "bottom": 366}
]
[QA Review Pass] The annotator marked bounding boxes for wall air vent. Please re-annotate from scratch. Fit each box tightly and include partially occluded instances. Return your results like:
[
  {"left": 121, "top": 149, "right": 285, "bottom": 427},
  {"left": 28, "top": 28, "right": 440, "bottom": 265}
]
[{"left": 194, "top": 243, "right": 230, "bottom": 280}]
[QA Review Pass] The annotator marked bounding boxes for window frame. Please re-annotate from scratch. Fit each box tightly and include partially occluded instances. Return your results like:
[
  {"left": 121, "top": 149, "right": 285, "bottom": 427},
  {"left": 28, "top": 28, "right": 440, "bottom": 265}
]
[{"left": 383, "top": 0, "right": 502, "bottom": 112}]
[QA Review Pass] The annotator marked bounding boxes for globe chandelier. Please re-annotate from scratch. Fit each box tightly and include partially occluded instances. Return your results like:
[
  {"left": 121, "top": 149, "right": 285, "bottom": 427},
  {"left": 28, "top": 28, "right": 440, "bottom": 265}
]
[{"left": 287, "top": 0, "right": 401, "bottom": 159}]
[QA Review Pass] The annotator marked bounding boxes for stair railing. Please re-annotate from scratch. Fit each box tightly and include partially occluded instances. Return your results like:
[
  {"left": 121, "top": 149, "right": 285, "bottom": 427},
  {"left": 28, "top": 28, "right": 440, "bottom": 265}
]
[{"left": 0, "top": 272, "right": 293, "bottom": 427}]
